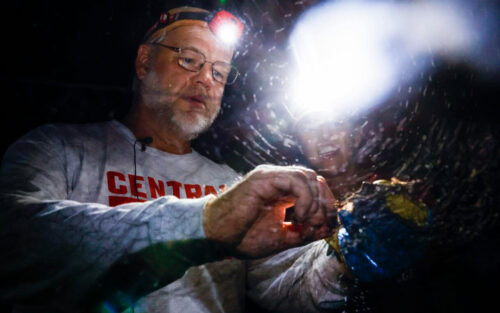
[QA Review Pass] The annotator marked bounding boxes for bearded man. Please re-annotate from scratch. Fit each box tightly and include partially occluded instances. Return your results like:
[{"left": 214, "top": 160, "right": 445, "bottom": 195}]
[{"left": 0, "top": 6, "right": 350, "bottom": 313}]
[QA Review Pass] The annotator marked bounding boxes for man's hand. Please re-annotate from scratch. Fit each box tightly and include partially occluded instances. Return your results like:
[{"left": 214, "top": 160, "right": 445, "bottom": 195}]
[{"left": 203, "top": 165, "right": 338, "bottom": 258}]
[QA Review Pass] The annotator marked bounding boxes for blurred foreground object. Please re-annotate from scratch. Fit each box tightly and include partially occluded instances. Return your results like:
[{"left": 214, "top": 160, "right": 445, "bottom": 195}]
[
  {"left": 286, "top": 0, "right": 497, "bottom": 120},
  {"left": 326, "top": 179, "right": 432, "bottom": 282}
]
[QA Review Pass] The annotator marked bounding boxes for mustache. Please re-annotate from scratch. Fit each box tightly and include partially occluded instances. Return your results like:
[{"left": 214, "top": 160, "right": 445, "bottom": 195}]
[
  {"left": 183, "top": 87, "right": 211, "bottom": 101},
  {"left": 140, "top": 85, "right": 215, "bottom": 102}
]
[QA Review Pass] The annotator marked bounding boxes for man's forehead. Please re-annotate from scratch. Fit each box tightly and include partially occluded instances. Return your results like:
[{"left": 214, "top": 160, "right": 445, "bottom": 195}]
[{"left": 163, "top": 25, "right": 234, "bottom": 60}]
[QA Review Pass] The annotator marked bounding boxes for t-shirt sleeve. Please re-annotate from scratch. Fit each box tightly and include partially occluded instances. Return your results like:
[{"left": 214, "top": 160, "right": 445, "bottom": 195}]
[
  {"left": 0, "top": 125, "right": 222, "bottom": 308},
  {"left": 246, "top": 240, "right": 351, "bottom": 313}
]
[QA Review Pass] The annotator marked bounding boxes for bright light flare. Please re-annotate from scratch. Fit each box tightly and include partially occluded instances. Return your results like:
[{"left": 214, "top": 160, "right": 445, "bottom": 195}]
[
  {"left": 287, "top": 0, "right": 481, "bottom": 120},
  {"left": 216, "top": 23, "right": 239, "bottom": 45}
]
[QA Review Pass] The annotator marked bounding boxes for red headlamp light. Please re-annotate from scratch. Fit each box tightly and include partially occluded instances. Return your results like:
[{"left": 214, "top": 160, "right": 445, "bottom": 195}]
[
  {"left": 207, "top": 10, "right": 245, "bottom": 43},
  {"left": 144, "top": 9, "right": 244, "bottom": 45}
]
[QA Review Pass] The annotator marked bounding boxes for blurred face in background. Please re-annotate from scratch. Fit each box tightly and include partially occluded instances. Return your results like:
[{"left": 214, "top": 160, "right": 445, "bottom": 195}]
[{"left": 297, "top": 119, "right": 354, "bottom": 177}]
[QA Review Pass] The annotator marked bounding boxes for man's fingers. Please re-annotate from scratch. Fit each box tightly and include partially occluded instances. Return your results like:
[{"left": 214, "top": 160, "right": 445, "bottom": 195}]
[
  {"left": 261, "top": 168, "right": 330, "bottom": 229},
  {"left": 281, "top": 222, "right": 328, "bottom": 253},
  {"left": 223, "top": 165, "right": 339, "bottom": 258},
  {"left": 282, "top": 224, "right": 305, "bottom": 248},
  {"left": 317, "top": 176, "right": 338, "bottom": 227},
  {"left": 287, "top": 168, "right": 321, "bottom": 222},
  {"left": 311, "top": 223, "right": 332, "bottom": 240},
  {"left": 269, "top": 171, "right": 315, "bottom": 222},
  {"left": 298, "top": 176, "right": 333, "bottom": 228},
  {"left": 302, "top": 168, "right": 321, "bottom": 216}
]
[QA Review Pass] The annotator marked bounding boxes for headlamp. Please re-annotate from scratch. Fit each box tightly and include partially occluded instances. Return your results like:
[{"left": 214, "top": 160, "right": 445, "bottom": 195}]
[
  {"left": 144, "top": 9, "right": 244, "bottom": 45},
  {"left": 208, "top": 10, "right": 244, "bottom": 45}
]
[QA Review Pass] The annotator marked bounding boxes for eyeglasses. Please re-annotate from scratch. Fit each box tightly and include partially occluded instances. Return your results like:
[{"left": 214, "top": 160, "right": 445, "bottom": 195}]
[{"left": 152, "top": 43, "right": 240, "bottom": 85}]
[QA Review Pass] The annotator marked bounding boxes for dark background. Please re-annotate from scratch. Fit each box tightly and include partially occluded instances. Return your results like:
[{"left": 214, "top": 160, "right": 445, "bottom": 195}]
[
  {"left": 0, "top": 0, "right": 314, "bottom": 162},
  {"left": 1, "top": 0, "right": 499, "bottom": 312}
]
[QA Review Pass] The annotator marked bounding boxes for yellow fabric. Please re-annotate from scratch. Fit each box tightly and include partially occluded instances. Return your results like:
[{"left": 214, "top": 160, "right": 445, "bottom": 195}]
[
  {"left": 324, "top": 228, "right": 353, "bottom": 278},
  {"left": 385, "top": 194, "right": 429, "bottom": 227},
  {"left": 373, "top": 178, "right": 409, "bottom": 186},
  {"left": 324, "top": 228, "right": 344, "bottom": 262}
]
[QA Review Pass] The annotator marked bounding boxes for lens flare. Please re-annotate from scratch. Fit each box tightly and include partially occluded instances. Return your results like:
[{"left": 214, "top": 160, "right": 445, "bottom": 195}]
[
  {"left": 217, "top": 23, "right": 239, "bottom": 45},
  {"left": 208, "top": 10, "right": 245, "bottom": 46},
  {"left": 286, "top": 0, "right": 486, "bottom": 120}
]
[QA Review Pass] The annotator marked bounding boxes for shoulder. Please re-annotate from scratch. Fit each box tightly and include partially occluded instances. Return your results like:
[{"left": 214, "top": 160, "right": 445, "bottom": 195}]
[
  {"left": 19, "top": 120, "right": 116, "bottom": 145},
  {"left": 38, "top": 120, "right": 114, "bottom": 136},
  {"left": 4, "top": 121, "right": 117, "bottom": 161},
  {"left": 21, "top": 120, "right": 111, "bottom": 137}
]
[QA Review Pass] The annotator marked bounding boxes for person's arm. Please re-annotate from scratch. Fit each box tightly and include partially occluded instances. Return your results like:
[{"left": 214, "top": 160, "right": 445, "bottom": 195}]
[
  {"left": 1, "top": 127, "right": 339, "bottom": 310},
  {"left": 246, "top": 240, "right": 351, "bottom": 313},
  {"left": 0, "top": 126, "right": 221, "bottom": 307}
]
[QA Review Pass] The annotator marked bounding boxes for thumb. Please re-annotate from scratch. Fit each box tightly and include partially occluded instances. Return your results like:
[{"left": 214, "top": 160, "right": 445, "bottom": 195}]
[{"left": 282, "top": 224, "right": 307, "bottom": 249}]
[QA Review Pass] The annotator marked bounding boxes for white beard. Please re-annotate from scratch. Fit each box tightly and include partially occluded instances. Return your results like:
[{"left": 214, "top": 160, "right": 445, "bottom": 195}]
[
  {"left": 140, "top": 70, "right": 219, "bottom": 140},
  {"left": 170, "top": 106, "right": 218, "bottom": 140}
]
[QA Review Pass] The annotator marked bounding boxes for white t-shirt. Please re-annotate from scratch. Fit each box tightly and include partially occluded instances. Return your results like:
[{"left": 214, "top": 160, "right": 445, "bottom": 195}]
[{"left": 0, "top": 120, "right": 347, "bottom": 313}]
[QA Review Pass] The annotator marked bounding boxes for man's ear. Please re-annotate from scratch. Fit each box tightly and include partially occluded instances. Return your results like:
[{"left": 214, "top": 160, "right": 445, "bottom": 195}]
[{"left": 135, "top": 44, "right": 152, "bottom": 80}]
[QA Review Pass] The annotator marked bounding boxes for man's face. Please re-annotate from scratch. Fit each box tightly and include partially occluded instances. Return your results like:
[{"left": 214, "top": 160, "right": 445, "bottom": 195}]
[
  {"left": 297, "top": 121, "right": 353, "bottom": 176},
  {"left": 138, "top": 25, "right": 233, "bottom": 140}
]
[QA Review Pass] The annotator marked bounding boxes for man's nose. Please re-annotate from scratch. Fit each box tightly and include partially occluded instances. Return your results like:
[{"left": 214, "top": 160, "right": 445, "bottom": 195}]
[{"left": 194, "top": 63, "right": 215, "bottom": 87}]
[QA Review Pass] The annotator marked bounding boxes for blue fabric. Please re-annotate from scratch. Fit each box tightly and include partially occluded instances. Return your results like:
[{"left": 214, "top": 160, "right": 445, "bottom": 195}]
[{"left": 337, "top": 183, "right": 432, "bottom": 282}]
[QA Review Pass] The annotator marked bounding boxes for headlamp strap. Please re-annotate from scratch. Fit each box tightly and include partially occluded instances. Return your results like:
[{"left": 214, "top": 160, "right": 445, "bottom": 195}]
[
  {"left": 159, "top": 11, "right": 210, "bottom": 27},
  {"left": 145, "top": 10, "right": 244, "bottom": 43}
]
